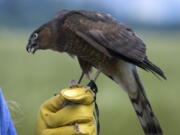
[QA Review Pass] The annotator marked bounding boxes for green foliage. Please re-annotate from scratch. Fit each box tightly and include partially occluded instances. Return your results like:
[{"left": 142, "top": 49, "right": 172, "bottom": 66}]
[{"left": 0, "top": 30, "right": 180, "bottom": 135}]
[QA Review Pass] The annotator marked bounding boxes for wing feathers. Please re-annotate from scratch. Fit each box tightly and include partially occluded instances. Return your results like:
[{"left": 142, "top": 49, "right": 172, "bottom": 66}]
[
  {"left": 88, "top": 29, "right": 146, "bottom": 62},
  {"left": 141, "top": 58, "right": 167, "bottom": 80}
]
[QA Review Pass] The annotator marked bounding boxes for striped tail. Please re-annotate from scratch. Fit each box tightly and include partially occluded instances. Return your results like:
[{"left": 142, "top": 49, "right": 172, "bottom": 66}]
[{"left": 130, "top": 70, "right": 163, "bottom": 135}]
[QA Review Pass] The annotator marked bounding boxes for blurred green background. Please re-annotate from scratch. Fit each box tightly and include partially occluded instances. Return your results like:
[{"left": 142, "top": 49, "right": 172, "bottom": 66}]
[{"left": 0, "top": 0, "right": 180, "bottom": 135}]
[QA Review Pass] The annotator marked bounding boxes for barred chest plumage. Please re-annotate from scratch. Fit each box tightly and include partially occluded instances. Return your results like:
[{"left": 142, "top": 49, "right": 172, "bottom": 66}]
[{"left": 60, "top": 31, "right": 115, "bottom": 68}]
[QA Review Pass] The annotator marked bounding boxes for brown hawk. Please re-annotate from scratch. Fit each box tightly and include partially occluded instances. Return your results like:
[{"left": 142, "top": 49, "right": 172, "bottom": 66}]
[{"left": 26, "top": 10, "right": 166, "bottom": 135}]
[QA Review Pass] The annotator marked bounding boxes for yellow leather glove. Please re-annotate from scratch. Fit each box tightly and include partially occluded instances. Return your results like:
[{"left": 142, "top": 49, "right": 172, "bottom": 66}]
[{"left": 37, "top": 86, "right": 97, "bottom": 135}]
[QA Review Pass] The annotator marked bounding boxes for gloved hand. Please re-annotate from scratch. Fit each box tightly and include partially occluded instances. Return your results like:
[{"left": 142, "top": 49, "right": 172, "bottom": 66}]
[{"left": 37, "top": 86, "right": 97, "bottom": 135}]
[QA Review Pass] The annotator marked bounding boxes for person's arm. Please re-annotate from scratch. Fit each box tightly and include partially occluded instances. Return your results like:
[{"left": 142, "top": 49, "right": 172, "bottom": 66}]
[{"left": 0, "top": 88, "right": 17, "bottom": 135}]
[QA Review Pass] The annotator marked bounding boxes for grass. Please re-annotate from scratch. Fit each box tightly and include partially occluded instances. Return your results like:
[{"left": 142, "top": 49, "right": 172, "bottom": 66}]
[{"left": 0, "top": 29, "right": 180, "bottom": 135}]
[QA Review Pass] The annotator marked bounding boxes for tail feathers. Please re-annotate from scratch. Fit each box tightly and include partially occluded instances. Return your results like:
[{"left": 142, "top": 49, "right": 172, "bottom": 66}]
[
  {"left": 130, "top": 92, "right": 163, "bottom": 135},
  {"left": 130, "top": 69, "right": 163, "bottom": 135},
  {"left": 141, "top": 58, "right": 167, "bottom": 80}
]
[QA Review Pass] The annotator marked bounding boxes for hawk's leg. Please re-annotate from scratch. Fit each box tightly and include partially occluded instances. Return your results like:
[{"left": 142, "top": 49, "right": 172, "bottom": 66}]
[
  {"left": 77, "top": 57, "right": 92, "bottom": 82},
  {"left": 85, "top": 70, "right": 101, "bottom": 82},
  {"left": 69, "top": 80, "right": 81, "bottom": 88},
  {"left": 69, "top": 70, "right": 100, "bottom": 88},
  {"left": 78, "top": 72, "right": 85, "bottom": 84},
  {"left": 69, "top": 72, "right": 87, "bottom": 88},
  {"left": 93, "top": 70, "right": 101, "bottom": 81}
]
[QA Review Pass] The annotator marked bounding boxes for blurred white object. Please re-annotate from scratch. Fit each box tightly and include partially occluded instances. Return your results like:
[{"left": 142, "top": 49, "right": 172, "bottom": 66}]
[{"left": 96, "top": 0, "right": 180, "bottom": 26}]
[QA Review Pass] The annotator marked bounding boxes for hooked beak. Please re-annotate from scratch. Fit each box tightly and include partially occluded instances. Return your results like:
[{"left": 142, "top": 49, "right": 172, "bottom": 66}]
[{"left": 26, "top": 43, "right": 40, "bottom": 54}]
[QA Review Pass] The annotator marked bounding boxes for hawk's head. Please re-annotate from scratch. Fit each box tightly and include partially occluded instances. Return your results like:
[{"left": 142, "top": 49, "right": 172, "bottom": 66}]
[{"left": 26, "top": 24, "right": 55, "bottom": 54}]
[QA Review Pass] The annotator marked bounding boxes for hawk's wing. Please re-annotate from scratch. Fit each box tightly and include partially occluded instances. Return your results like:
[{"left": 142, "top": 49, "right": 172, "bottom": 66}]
[
  {"left": 62, "top": 10, "right": 146, "bottom": 63},
  {"left": 77, "top": 29, "right": 146, "bottom": 63},
  {"left": 61, "top": 10, "right": 166, "bottom": 79}
]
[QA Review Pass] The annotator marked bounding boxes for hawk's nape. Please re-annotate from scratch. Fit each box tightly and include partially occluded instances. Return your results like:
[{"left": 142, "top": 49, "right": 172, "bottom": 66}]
[{"left": 26, "top": 10, "right": 166, "bottom": 135}]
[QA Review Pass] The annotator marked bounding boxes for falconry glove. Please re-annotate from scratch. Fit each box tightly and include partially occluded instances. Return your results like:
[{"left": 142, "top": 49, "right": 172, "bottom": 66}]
[{"left": 37, "top": 86, "right": 97, "bottom": 135}]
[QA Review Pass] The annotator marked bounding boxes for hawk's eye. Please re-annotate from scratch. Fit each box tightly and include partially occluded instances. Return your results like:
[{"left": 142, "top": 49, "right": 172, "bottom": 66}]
[{"left": 32, "top": 33, "right": 38, "bottom": 40}]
